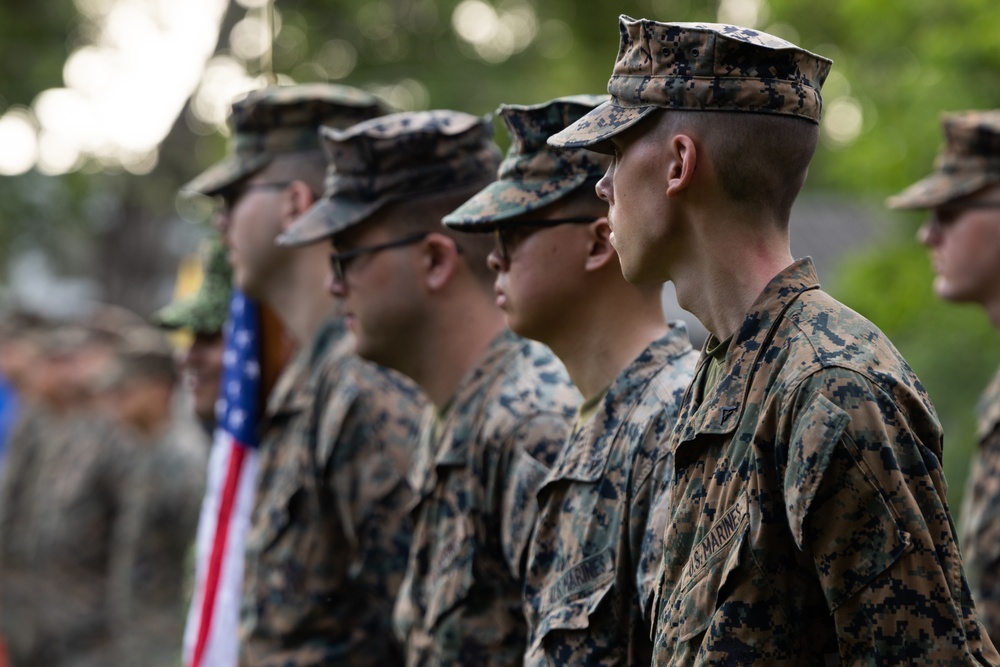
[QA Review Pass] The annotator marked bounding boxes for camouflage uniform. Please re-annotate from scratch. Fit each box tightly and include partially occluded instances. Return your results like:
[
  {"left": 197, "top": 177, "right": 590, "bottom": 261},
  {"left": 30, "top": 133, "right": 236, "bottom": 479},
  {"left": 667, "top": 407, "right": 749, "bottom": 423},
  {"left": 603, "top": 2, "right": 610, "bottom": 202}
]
[
  {"left": 241, "top": 317, "right": 425, "bottom": 667},
  {"left": 963, "top": 369, "right": 1000, "bottom": 643},
  {"left": 392, "top": 330, "right": 579, "bottom": 667},
  {"left": 444, "top": 96, "right": 699, "bottom": 665},
  {"left": 1, "top": 411, "right": 135, "bottom": 667},
  {"left": 523, "top": 330, "right": 696, "bottom": 667},
  {"left": 888, "top": 111, "right": 1000, "bottom": 646},
  {"left": 551, "top": 18, "right": 999, "bottom": 665},
  {"left": 642, "top": 259, "right": 998, "bottom": 665},
  {"left": 110, "top": 416, "right": 207, "bottom": 667}
]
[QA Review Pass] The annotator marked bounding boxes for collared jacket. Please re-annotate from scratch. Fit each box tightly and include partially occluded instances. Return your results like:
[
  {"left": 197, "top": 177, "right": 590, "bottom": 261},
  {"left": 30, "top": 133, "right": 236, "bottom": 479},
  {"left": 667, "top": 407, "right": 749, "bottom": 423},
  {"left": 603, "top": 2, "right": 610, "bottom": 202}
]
[
  {"left": 650, "top": 258, "right": 999, "bottom": 666},
  {"left": 961, "top": 366, "right": 1000, "bottom": 646},
  {"left": 241, "top": 317, "right": 425, "bottom": 667},
  {"left": 523, "top": 324, "right": 697, "bottom": 667},
  {"left": 393, "top": 329, "right": 580, "bottom": 667}
]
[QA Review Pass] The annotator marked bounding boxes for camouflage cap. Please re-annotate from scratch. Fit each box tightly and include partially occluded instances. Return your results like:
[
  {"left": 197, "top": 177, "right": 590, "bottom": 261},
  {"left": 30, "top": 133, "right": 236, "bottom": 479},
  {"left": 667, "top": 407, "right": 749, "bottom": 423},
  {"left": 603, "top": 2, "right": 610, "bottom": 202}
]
[
  {"left": 442, "top": 95, "right": 612, "bottom": 232},
  {"left": 549, "top": 16, "right": 832, "bottom": 154},
  {"left": 153, "top": 238, "right": 232, "bottom": 334},
  {"left": 277, "top": 109, "right": 503, "bottom": 245},
  {"left": 887, "top": 110, "right": 1000, "bottom": 210},
  {"left": 182, "top": 83, "right": 390, "bottom": 196}
]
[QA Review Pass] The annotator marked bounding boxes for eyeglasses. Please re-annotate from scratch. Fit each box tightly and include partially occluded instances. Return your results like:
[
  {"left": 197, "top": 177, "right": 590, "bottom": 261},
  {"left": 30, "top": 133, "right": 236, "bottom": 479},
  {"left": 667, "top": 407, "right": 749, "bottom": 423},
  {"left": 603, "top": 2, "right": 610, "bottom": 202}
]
[
  {"left": 930, "top": 200, "right": 1000, "bottom": 231},
  {"left": 493, "top": 217, "right": 599, "bottom": 263},
  {"left": 217, "top": 181, "right": 293, "bottom": 214},
  {"left": 329, "top": 231, "right": 430, "bottom": 282}
]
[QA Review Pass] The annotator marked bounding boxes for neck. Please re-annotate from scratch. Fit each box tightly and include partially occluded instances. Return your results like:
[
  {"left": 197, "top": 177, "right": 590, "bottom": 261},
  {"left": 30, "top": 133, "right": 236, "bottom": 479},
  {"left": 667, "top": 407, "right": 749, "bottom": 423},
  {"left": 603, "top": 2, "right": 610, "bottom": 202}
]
[
  {"left": 548, "top": 281, "right": 668, "bottom": 399},
  {"left": 407, "top": 287, "right": 506, "bottom": 408},
  {"left": 265, "top": 247, "right": 335, "bottom": 344},
  {"left": 673, "top": 214, "right": 793, "bottom": 341}
]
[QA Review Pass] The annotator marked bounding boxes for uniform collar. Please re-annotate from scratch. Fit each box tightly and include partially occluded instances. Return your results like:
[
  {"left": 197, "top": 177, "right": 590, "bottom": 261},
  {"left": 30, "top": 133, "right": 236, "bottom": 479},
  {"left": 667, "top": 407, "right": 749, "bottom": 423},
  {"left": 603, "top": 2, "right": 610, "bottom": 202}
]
[
  {"left": 978, "top": 365, "right": 1000, "bottom": 442},
  {"left": 677, "top": 258, "right": 821, "bottom": 442}
]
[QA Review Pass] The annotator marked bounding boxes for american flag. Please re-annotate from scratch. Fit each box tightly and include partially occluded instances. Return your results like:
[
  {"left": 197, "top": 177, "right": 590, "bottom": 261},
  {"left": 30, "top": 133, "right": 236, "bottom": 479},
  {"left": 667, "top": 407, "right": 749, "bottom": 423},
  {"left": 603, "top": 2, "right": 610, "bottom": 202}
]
[{"left": 183, "top": 290, "right": 262, "bottom": 667}]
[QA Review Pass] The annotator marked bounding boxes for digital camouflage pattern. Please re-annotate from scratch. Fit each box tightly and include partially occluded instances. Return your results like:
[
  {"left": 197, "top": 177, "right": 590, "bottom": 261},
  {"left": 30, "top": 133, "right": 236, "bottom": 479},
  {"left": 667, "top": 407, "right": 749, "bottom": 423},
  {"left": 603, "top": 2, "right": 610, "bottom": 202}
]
[
  {"left": 549, "top": 16, "right": 832, "bottom": 154},
  {"left": 154, "top": 237, "right": 232, "bottom": 334},
  {"left": 392, "top": 329, "right": 580, "bottom": 667},
  {"left": 960, "top": 366, "right": 1000, "bottom": 645},
  {"left": 183, "top": 83, "right": 389, "bottom": 196},
  {"left": 443, "top": 95, "right": 611, "bottom": 231},
  {"left": 649, "top": 258, "right": 999, "bottom": 665},
  {"left": 278, "top": 109, "right": 502, "bottom": 246},
  {"left": 241, "top": 317, "right": 425, "bottom": 667},
  {"left": 523, "top": 325, "right": 697, "bottom": 667},
  {"left": 0, "top": 409, "right": 136, "bottom": 667},
  {"left": 888, "top": 110, "right": 1000, "bottom": 210},
  {"left": 110, "top": 415, "right": 207, "bottom": 667}
]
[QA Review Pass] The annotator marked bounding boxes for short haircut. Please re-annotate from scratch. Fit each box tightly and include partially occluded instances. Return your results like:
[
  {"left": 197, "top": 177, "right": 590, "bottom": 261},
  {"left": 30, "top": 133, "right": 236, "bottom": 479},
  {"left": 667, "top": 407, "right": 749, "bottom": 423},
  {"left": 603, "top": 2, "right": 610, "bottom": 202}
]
[
  {"left": 380, "top": 182, "right": 498, "bottom": 288},
  {"left": 659, "top": 110, "right": 819, "bottom": 225},
  {"left": 263, "top": 149, "right": 328, "bottom": 196}
]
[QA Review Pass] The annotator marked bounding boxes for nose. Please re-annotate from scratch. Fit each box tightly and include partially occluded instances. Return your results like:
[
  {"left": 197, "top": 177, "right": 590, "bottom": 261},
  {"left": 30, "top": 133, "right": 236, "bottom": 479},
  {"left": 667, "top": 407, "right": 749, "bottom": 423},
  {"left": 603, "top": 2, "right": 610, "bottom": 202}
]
[
  {"left": 328, "top": 271, "right": 348, "bottom": 298},
  {"left": 596, "top": 165, "right": 613, "bottom": 204},
  {"left": 918, "top": 217, "right": 940, "bottom": 248}
]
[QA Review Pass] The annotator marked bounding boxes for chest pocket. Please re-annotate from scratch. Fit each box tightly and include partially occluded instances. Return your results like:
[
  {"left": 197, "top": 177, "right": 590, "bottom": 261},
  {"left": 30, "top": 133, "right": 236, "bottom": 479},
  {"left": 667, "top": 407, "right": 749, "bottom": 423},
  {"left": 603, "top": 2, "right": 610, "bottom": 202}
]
[
  {"left": 424, "top": 510, "right": 477, "bottom": 631},
  {"left": 670, "top": 495, "right": 749, "bottom": 643},
  {"left": 530, "top": 547, "right": 616, "bottom": 654}
]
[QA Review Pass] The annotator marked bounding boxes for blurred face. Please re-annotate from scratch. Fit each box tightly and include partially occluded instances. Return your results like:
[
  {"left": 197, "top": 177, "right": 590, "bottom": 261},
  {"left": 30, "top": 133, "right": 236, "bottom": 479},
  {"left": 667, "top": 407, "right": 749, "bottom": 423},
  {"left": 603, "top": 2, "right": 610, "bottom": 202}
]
[
  {"left": 180, "top": 331, "right": 225, "bottom": 424},
  {"left": 327, "top": 218, "right": 426, "bottom": 372},
  {"left": 0, "top": 338, "right": 41, "bottom": 391},
  {"left": 487, "top": 211, "right": 597, "bottom": 344},
  {"left": 919, "top": 185, "right": 1000, "bottom": 307},
  {"left": 215, "top": 175, "right": 293, "bottom": 298},
  {"left": 596, "top": 116, "right": 674, "bottom": 284}
]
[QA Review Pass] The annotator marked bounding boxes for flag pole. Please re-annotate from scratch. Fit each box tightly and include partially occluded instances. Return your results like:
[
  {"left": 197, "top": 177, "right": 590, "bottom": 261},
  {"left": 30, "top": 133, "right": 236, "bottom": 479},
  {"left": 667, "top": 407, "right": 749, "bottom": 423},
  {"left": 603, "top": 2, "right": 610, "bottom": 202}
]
[{"left": 261, "top": 0, "right": 276, "bottom": 85}]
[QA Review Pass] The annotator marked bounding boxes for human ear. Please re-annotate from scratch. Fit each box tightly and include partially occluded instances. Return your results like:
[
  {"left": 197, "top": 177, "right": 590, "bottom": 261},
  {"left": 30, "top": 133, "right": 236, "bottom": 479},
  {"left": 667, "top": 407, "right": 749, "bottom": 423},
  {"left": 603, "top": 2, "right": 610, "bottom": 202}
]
[
  {"left": 584, "top": 218, "right": 617, "bottom": 272},
  {"left": 665, "top": 134, "right": 697, "bottom": 197},
  {"left": 279, "top": 181, "right": 317, "bottom": 231},
  {"left": 422, "top": 232, "right": 459, "bottom": 292}
]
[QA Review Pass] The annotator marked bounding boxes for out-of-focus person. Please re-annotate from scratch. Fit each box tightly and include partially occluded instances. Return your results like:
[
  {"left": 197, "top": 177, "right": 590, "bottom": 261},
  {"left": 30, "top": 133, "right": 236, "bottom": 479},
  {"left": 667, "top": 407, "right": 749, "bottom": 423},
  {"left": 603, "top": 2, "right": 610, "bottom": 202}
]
[
  {"left": 888, "top": 109, "right": 1000, "bottom": 645},
  {"left": 154, "top": 237, "right": 233, "bottom": 433},
  {"left": 102, "top": 324, "right": 207, "bottom": 667},
  {"left": 0, "top": 310, "right": 47, "bottom": 474},
  {"left": 0, "top": 316, "right": 133, "bottom": 667}
]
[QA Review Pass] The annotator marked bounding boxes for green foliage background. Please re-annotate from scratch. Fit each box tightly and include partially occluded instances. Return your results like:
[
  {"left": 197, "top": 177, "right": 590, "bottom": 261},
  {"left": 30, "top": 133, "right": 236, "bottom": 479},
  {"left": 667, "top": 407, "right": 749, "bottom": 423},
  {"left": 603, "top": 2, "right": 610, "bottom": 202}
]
[{"left": 2, "top": 0, "right": 1000, "bottom": 509}]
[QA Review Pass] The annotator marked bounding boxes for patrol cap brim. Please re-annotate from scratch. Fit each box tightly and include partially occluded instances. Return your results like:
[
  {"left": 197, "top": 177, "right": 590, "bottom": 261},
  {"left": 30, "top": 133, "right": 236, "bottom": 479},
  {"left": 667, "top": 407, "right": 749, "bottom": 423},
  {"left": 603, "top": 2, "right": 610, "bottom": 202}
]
[
  {"left": 886, "top": 170, "right": 1000, "bottom": 210},
  {"left": 276, "top": 196, "right": 386, "bottom": 246},
  {"left": 547, "top": 101, "right": 656, "bottom": 155},
  {"left": 152, "top": 294, "right": 224, "bottom": 333},
  {"left": 443, "top": 173, "right": 591, "bottom": 232},
  {"left": 181, "top": 153, "right": 272, "bottom": 197}
]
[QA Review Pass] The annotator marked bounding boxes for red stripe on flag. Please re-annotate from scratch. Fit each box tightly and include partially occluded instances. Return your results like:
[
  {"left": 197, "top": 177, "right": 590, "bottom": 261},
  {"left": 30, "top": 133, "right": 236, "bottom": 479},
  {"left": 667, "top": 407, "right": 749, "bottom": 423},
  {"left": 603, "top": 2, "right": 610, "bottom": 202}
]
[{"left": 190, "top": 442, "right": 249, "bottom": 667}]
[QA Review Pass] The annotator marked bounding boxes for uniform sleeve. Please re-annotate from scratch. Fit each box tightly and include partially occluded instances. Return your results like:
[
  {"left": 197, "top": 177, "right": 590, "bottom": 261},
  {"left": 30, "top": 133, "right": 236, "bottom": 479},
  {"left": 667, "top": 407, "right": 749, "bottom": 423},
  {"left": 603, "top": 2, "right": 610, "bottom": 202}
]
[
  {"left": 497, "top": 412, "right": 572, "bottom": 581},
  {"left": 784, "top": 371, "right": 993, "bottom": 664}
]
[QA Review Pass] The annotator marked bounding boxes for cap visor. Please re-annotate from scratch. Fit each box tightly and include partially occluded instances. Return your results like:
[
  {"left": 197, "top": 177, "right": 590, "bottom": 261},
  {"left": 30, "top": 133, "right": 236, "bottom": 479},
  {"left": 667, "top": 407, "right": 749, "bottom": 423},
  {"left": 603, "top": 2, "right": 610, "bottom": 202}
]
[
  {"left": 443, "top": 175, "right": 589, "bottom": 232},
  {"left": 887, "top": 171, "right": 998, "bottom": 210},
  {"left": 181, "top": 154, "right": 270, "bottom": 197},
  {"left": 547, "top": 102, "right": 656, "bottom": 155},
  {"left": 277, "top": 196, "right": 386, "bottom": 247}
]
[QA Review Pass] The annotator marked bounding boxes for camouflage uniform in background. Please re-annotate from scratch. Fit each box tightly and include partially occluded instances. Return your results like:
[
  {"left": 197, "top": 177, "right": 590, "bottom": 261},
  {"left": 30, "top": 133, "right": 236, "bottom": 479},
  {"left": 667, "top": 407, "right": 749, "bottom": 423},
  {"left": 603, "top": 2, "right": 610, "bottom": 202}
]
[
  {"left": 154, "top": 236, "right": 232, "bottom": 335},
  {"left": 242, "top": 317, "right": 425, "bottom": 667},
  {"left": 443, "top": 95, "right": 699, "bottom": 666},
  {"left": 3, "top": 412, "right": 135, "bottom": 667},
  {"left": 887, "top": 111, "right": 1000, "bottom": 648},
  {"left": 392, "top": 330, "right": 579, "bottom": 667},
  {"left": 110, "top": 415, "right": 207, "bottom": 667},
  {"left": 551, "top": 17, "right": 1000, "bottom": 665},
  {"left": 963, "top": 369, "right": 1000, "bottom": 642}
]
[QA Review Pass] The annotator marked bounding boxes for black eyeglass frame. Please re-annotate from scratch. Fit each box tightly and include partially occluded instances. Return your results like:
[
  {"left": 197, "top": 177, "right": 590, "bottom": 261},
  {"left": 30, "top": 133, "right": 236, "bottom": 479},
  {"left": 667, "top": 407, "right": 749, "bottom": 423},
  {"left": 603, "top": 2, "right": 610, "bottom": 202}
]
[
  {"left": 492, "top": 216, "right": 600, "bottom": 263},
  {"left": 329, "top": 231, "right": 431, "bottom": 282}
]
